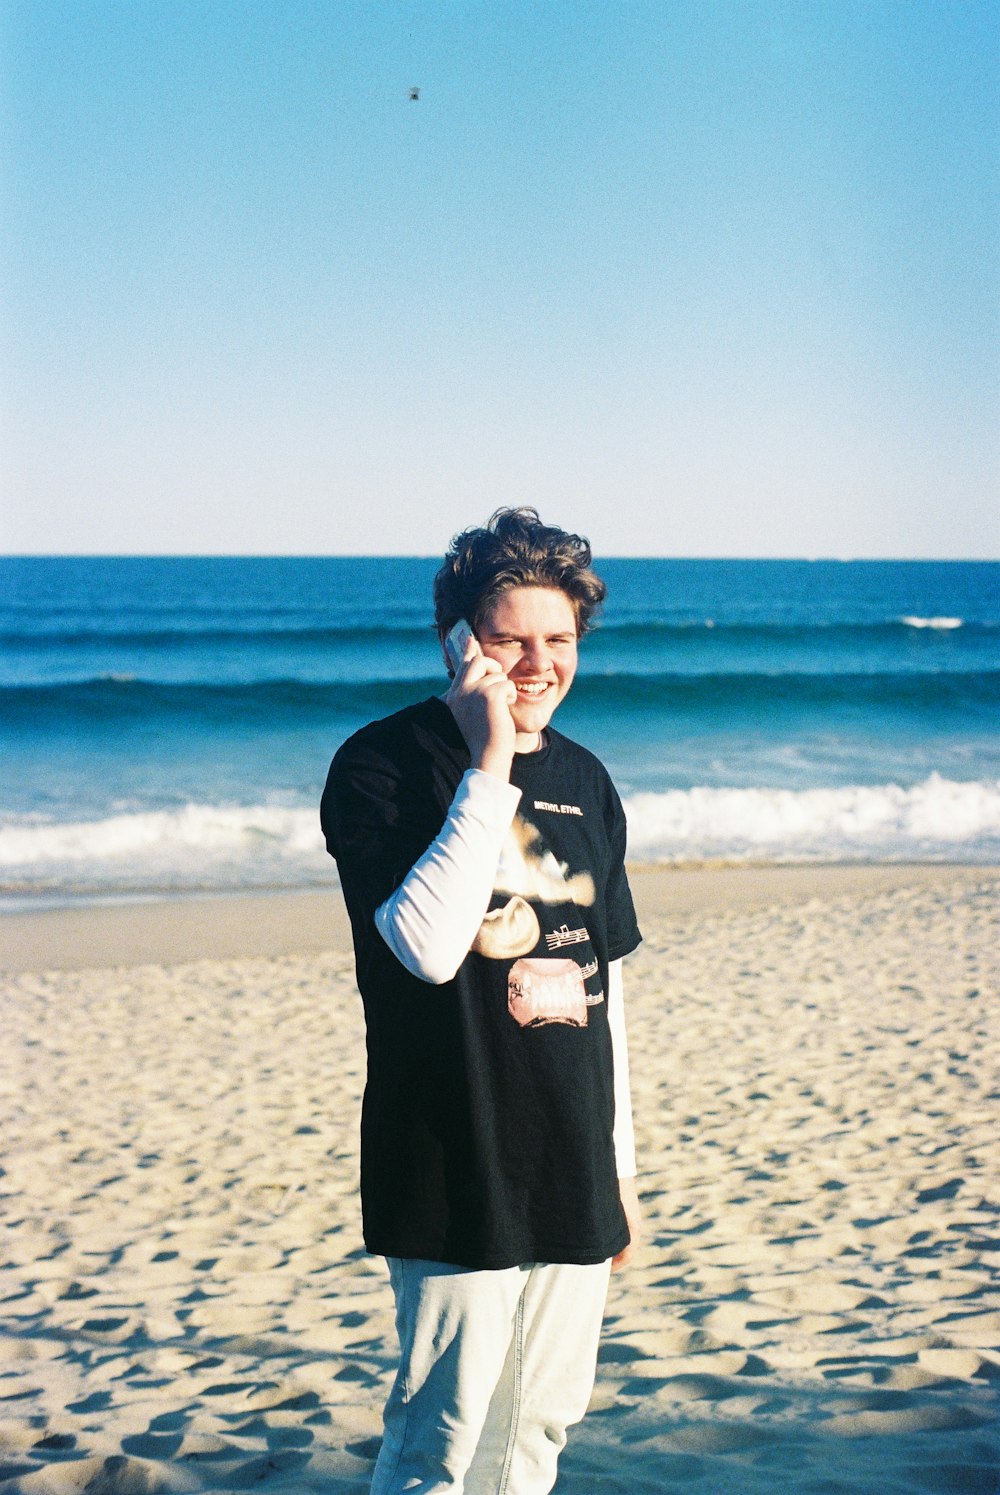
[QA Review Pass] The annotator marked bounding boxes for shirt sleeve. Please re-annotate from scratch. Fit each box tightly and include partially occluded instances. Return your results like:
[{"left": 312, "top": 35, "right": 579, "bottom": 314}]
[
  {"left": 375, "top": 769, "right": 522, "bottom": 984},
  {"left": 604, "top": 780, "right": 642, "bottom": 961},
  {"left": 607, "top": 957, "right": 636, "bottom": 1178}
]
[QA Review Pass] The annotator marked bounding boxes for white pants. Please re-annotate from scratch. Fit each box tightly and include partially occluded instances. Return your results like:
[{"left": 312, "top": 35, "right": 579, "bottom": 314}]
[{"left": 370, "top": 1256, "right": 612, "bottom": 1495}]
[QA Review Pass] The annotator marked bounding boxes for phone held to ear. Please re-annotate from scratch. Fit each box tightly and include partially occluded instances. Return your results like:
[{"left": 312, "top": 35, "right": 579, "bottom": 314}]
[{"left": 444, "top": 618, "right": 477, "bottom": 672}]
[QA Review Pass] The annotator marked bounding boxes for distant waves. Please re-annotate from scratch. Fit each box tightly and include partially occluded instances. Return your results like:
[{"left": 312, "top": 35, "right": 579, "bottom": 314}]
[
  {"left": 1, "top": 616, "right": 990, "bottom": 654},
  {"left": 4, "top": 669, "right": 998, "bottom": 726}
]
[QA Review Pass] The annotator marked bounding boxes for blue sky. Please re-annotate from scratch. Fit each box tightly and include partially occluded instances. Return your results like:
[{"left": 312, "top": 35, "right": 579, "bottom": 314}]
[{"left": 2, "top": 0, "right": 997, "bottom": 556}]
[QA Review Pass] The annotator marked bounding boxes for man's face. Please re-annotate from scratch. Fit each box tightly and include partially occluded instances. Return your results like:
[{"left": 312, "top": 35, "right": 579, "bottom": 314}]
[{"left": 476, "top": 586, "right": 579, "bottom": 740}]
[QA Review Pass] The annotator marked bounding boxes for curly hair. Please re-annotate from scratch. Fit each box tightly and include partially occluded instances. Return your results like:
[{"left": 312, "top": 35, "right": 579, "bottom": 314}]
[{"left": 433, "top": 507, "right": 607, "bottom": 639}]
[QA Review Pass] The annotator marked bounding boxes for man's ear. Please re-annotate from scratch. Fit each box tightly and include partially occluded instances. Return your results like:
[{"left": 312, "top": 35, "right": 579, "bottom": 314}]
[{"left": 438, "top": 626, "right": 455, "bottom": 679}]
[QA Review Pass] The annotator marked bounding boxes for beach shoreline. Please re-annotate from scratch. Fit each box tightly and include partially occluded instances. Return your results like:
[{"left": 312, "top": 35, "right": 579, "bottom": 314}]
[{"left": 1, "top": 861, "right": 995, "bottom": 973}]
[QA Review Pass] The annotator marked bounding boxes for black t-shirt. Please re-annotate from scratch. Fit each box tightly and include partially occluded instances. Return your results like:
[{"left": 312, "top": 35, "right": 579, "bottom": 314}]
[{"left": 321, "top": 696, "right": 641, "bottom": 1269}]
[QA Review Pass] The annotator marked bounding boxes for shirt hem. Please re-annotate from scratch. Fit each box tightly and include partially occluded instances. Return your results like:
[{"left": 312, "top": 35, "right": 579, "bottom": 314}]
[{"left": 363, "top": 1234, "right": 629, "bottom": 1272}]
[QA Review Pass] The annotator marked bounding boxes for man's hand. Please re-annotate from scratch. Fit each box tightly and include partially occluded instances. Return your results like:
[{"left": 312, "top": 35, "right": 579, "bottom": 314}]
[
  {"left": 443, "top": 633, "right": 517, "bottom": 780},
  {"left": 611, "top": 1175, "right": 642, "bottom": 1271}
]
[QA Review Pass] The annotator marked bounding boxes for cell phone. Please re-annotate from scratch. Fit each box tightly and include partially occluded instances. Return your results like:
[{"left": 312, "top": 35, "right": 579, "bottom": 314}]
[{"left": 444, "top": 618, "right": 477, "bottom": 672}]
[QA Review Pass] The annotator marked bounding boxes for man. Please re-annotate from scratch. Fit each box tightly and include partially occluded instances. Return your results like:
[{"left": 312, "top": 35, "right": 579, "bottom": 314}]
[{"left": 321, "top": 507, "right": 641, "bottom": 1494}]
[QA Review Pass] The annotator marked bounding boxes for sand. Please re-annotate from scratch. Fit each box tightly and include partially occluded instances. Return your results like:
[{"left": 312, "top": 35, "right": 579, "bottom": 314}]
[{"left": 2, "top": 866, "right": 998, "bottom": 1494}]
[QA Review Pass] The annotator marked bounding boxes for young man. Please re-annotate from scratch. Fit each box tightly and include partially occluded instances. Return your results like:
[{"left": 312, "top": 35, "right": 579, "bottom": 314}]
[{"left": 321, "top": 508, "right": 641, "bottom": 1494}]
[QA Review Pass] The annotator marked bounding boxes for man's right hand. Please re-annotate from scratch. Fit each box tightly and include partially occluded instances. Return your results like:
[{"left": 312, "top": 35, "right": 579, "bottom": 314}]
[{"left": 443, "top": 633, "right": 517, "bottom": 780}]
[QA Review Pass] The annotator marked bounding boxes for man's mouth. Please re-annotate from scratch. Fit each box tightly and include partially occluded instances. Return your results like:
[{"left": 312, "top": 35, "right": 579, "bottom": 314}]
[{"left": 513, "top": 681, "right": 551, "bottom": 697}]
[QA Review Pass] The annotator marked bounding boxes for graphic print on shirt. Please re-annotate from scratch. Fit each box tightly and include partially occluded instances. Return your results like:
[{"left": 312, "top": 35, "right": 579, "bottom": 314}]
[{"left": 470, "top": 815, "right": 604, "bottom": 1028}]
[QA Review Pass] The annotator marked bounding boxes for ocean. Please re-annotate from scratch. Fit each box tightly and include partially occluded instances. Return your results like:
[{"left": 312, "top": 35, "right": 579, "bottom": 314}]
[{"left": 2, "top": 556, "right": 998, "bottom": 907}]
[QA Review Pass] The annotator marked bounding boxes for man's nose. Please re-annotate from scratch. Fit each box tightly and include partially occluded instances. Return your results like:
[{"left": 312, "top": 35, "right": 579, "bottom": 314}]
[{"left": 522, "top": 638, "right": 550, "bottom": 672}]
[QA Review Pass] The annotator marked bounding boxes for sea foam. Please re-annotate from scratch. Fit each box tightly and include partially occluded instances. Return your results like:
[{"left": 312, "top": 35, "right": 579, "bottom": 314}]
[
  {"left": 0, "top": 804, "right": 331, "bottom": 900},
  {"left": 623, "top": 774, "right": 1000, "bottom": 862},
  {"left": 2, "top": 776, "right": 999, "bottom": 904}
]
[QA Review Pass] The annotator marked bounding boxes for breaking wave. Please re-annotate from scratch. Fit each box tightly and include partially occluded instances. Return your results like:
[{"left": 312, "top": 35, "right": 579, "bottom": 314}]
[
  {"left": 899, "top": 616, "right": 964, "bottom": 630},
  {"left": 623, "top": 775, "right": 1000, "bottom": 863},
  {"left": 2, "top": 776, "right": 998, "bottom": 904}
]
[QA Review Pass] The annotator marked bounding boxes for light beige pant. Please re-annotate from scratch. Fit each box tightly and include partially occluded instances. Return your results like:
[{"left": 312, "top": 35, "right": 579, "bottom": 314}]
[{"left": 370, "top": 1256, "right": 612, "bottom": 1495}]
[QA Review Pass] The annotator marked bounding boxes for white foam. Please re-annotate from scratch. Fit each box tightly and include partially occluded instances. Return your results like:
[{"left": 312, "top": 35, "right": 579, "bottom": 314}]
[
  {"left": 0, "top": 804, "right": 322, "bottom": 864},
  {"left": 0, "top": 803, "right": 332, "bottom": 897},
  {"left": 623, "top": 775, "right": 1000, "bottom": 863},
  {"left": 2, "top": 777, "right": 999, "bottom": 901},
  {"left": 899, "top": 616, "right": 963, "bottom": 630}
]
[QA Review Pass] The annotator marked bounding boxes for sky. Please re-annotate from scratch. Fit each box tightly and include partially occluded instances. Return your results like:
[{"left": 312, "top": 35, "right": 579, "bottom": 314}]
[{"left": 2, "top": 0, "right": 997, "bottom": 558}]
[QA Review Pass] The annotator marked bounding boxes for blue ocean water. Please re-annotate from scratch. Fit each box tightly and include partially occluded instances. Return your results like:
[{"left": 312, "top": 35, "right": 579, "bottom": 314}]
[{"left": 1, "top": 556, "right": 998, "bottom": 904}]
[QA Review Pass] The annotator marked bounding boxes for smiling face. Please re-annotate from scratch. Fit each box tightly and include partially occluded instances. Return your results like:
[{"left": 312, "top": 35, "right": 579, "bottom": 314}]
[{"left": 476, "top": 585, "right": 579, "bottom": 747}]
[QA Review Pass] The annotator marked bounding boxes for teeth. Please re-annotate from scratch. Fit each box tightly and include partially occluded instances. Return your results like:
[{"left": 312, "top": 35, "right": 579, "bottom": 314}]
[{"left": 515, "top": 683, "right": 548, "bottom": 694}]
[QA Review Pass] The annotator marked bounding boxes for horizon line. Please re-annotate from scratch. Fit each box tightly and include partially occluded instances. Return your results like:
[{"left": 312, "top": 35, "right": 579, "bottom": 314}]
[{"left": 2, "top": 552, "right": 998, "bottom": 565}]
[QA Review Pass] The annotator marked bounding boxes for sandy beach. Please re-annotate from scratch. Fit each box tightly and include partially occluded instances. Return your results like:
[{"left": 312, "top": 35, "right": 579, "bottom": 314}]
[{"left": 2, "top": 865, "right": 998, "bottom": 1494}]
